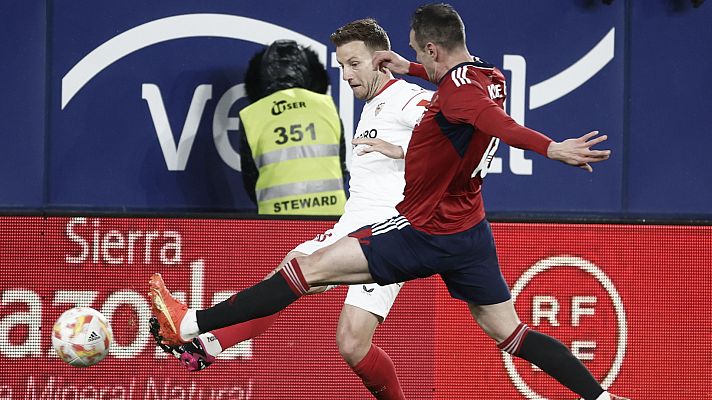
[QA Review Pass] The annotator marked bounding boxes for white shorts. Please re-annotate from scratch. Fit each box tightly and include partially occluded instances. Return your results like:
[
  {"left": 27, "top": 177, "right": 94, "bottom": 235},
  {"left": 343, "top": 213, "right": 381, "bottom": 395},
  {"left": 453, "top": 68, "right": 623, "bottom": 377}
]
[{"left": 293, "top": 228, "right": 403, "bottom": 321}]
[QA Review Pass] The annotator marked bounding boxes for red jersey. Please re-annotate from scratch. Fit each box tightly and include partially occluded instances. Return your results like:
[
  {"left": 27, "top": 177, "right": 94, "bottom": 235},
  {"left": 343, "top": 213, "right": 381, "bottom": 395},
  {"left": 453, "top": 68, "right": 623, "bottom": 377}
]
[{"left": 396, "top": 60, "right": 552, "bottom": 234}]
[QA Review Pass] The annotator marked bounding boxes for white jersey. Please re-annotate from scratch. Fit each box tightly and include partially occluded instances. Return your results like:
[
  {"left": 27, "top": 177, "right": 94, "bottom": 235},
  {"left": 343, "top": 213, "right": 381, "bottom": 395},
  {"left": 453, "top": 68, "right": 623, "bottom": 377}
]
[
  {"left": 334, "top": 79, "right": 431, "bottom": 235},
  {"left": 292, "top": 79, "right": 430, "bottom": 320}
]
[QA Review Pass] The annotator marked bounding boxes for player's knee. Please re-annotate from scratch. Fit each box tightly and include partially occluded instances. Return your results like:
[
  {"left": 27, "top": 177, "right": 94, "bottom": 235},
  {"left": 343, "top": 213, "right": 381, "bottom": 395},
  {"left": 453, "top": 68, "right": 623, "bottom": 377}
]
[
  {"left": 295, "top": 250, "right": 332, "bottom": 285},
  {"left": 336, "top": 329, "right": 370, "bottom": 366},
  {"left": 265, "top": 251, "right": 307, "bottom": 281},
  {"left": 485, "top": 326, "right": 511, "bottom": 344},
  {"left": 295, "top": 251, "right": 319, "bottom": 271},
  {"left": 469, "top": 302, "right": 521, "bottom": 343}
]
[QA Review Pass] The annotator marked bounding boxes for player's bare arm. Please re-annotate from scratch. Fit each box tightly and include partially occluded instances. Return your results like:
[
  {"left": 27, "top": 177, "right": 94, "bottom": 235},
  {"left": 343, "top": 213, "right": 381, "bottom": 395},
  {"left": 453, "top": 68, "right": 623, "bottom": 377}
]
[
  {"left": 546, "top": 131, "right": 611, "bottom": 172},
  {"left": 372, "top": 50, "right": 411, "bottom": 74},
  {"left": 352, "top": 137, "right": 405, "bottom": 159}
]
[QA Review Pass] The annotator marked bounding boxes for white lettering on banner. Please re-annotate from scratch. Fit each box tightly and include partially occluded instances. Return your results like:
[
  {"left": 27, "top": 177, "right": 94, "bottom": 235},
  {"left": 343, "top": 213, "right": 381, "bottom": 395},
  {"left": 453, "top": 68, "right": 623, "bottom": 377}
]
[
  {"left": 502, "top": 256, "right": 628, "bottom": 399},
  {"left": 144, "top": 82, "right": 251, "bottom": 173},
  {"left": 502, "top": 54, "right": 532, "bottom": 176},
  {"left": 531, "top": 295, "right": 598, "bottom": 328},
  {"left": 212, "top": 84, "right": 246, "bottom": 171},
  {"left": 26, "top": 376, "right": 135, "bottom": 400},
  {"left": 142, "top": 83, "right": 213, "bottom": 171},
  {"left": 65, "top": 217, "right": 182, "bottom": 266},
  {"left": 24, "top": 376, "right": 252, "bottom": 400},
  {"left": 0, "top": 290, "right": 42, "bottom": 358},
  {"left": 531, "top": 295, "right": 560, "bottom": 327},
  {"left": 190, "top": 259, "right": 205, "bottom": 309},
  {"left": 0, "top": 386, "right": 11, "bottom": 399},
  {"left": 572, "top": 296, "right": 597, "bottom": 326},
  {"left": 529, "top": 28, "right": 616, "bottom": 110},
  {"left": 144, "top": 377, "right": 253, "bottom": 400}
]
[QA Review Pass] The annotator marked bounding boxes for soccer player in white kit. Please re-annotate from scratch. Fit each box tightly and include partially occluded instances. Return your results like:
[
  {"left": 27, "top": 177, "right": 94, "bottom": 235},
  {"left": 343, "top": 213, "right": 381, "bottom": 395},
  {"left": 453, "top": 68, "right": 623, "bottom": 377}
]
[{"left": 151, "top": 19, "right": 430, "bottom": 400}]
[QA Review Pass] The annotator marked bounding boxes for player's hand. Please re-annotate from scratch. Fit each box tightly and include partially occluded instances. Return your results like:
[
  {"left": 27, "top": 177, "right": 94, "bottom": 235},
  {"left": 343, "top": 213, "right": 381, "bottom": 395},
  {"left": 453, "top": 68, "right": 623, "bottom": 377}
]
[
  {"left": 546, "top": 131, "right": 611, "bottom": 172},
  {"left": 352, "top": 138, "right": 405, "bottom": 159},
  {"left": 372, "top": 50, "right": 411, "bottom": 75}
]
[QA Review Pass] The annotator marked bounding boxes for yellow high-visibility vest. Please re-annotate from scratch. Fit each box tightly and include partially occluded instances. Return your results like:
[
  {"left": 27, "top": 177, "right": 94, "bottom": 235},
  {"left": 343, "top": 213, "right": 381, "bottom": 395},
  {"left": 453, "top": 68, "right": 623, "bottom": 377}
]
[{"left": 240, "top": 88, "right": 346, "bottom": 215}]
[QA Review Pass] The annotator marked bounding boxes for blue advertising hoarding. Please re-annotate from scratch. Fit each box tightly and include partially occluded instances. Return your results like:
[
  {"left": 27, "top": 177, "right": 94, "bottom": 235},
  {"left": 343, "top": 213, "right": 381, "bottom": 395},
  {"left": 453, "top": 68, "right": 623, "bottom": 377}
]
[
  {"left": 627, "top": 1, "right": 712, "bottom": 215},
  {"left": 0, "top": 2, "right": 46, "bottom": 209},
  {"left": 1, "top": 0, "right": 710, "bottom": 216}
]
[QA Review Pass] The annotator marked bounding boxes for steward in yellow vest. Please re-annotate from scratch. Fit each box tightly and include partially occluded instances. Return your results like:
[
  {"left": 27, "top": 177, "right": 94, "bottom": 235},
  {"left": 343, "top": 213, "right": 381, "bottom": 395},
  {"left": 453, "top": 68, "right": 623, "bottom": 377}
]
[{"left": 239, "top": 40, "right": 346, "bottom": 215}]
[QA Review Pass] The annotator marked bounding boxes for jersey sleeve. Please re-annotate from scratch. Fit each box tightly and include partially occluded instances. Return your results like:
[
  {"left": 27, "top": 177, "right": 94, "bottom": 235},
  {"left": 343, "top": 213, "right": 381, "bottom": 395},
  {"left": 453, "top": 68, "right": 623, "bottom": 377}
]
[
  {"left": 441, "top": 84, "right": 552, "bottom": 156},
  {"left": 407, "top": 62, "right": 430, "bottom": 82}
]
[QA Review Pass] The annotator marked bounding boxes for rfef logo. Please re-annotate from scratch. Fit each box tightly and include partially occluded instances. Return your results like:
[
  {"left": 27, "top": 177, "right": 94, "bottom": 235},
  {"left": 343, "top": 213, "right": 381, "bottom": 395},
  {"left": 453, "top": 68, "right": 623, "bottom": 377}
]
[{"left": 503, "top": 256, "right": 627, "bottom": 400}]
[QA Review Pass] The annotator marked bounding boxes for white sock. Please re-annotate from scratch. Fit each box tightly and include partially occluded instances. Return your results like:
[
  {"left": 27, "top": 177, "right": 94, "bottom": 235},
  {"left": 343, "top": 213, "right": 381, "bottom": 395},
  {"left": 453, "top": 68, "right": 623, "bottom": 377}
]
[
  {"left": 594, "top": 392, "right": 611, "bottom": 400},
  {"left": 179, "top": 309, "right": 199, "bottom": 341},
  {"left": 199, "top": 332, "right": 223, "bottom": 357}
]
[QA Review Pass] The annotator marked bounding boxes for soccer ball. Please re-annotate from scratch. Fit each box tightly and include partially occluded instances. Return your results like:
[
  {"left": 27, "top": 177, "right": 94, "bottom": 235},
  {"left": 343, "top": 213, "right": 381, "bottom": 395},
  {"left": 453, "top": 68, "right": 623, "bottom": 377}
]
[{"left": 52, "top": 307, "right": 113, "bottom": 367}]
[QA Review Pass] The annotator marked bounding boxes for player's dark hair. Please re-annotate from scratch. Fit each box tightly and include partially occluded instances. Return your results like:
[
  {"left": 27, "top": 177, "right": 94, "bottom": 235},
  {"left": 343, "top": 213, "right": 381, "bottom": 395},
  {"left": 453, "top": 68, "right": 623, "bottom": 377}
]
[
  {"left": 330, "top": 18, "right": 391, "bottom": 52},
  {"left": 410, "top": 3, "right": 465, "bottom": 51}
]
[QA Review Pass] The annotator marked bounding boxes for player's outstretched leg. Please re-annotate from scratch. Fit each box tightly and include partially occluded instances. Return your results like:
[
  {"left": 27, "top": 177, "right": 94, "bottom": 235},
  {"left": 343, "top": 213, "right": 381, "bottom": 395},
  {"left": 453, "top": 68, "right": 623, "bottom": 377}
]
[
  {"left": 157, "top": 250, "right": 314, "bottom": 369},
  {"left": 499, "top": 323, "right": 630, "bottom": 400},
  {"left": 470, "top": 301, "right": 631, "bottom": 400},
  {"left": 148, "top": 258, "right": 306, "bottom": 346},
  {"left": 149, "top": 237, "right": 369, "bottom": 346}
]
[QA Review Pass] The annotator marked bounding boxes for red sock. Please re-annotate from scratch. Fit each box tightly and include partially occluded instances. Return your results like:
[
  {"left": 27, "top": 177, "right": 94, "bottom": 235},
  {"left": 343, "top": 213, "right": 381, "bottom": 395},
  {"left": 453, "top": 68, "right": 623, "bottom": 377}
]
[
  {"left": 351, "top": 344, "right": 405, "bottom": 400},
  {"left": 211, "top": 313, "right": 279, "bottom": 352}
]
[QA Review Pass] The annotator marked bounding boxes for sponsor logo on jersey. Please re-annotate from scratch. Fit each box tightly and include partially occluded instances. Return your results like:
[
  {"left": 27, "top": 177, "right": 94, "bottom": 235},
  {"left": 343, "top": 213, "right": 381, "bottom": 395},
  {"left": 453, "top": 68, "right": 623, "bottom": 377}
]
[
  {"left": 487, "top": 83, "right": 505, "bottom": 100},
  {"left": 353, "top": 128, "right": 378, "bottom": 148}
]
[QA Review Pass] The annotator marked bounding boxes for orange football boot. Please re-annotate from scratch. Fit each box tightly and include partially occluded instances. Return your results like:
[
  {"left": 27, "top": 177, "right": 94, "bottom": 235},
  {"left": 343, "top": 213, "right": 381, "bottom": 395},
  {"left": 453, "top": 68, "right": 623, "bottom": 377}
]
[{"left": 148, "top": 273, "right": 189, "bottom": 345}]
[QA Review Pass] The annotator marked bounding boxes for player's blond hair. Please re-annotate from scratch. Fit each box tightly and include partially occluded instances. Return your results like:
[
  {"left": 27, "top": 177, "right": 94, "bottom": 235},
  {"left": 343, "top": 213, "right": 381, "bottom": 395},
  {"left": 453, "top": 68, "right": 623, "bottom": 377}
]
[{"left": 330, "top": 18, "right": 391, "bottom": 52}]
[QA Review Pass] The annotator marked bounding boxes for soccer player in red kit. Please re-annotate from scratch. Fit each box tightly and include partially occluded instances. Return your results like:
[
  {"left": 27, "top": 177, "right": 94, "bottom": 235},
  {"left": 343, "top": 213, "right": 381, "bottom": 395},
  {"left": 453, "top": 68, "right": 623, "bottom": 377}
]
[{"left": 149, "top": 4, "right": 629, "bottom": 400}]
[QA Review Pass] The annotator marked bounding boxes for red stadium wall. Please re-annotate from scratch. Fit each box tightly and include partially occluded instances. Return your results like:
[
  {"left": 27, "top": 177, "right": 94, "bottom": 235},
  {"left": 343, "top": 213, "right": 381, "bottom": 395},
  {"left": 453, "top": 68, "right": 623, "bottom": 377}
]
[{"left": 1, "top": 217, "right": 709, "bottom": 399}]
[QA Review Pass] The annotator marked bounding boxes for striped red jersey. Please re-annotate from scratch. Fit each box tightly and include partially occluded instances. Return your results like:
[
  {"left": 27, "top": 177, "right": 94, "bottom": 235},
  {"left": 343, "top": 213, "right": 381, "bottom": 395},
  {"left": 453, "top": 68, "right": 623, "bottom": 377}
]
[{"left": 396, "top": 60, "right": 552, "bottom": 234}]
